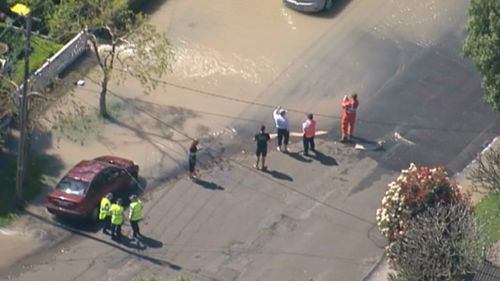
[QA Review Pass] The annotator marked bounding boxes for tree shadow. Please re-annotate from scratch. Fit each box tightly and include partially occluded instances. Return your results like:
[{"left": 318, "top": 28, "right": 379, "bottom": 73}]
[
  {"left": 286, "top": 152, "right": 313, "bottom": 163},
  {"left": 310, "top": 150, "right": 338, "bottom": 166},
  {"left": 261, "top": 169, "right": 293, "bottom": 182},
  {"left": 193, "top": 178, "right": 224, "bottom": 190}
]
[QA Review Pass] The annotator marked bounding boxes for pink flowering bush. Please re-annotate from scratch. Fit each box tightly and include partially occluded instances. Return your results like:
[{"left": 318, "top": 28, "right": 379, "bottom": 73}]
[{"left": 376, "top": 163, "right": 464, "bottom": 242}]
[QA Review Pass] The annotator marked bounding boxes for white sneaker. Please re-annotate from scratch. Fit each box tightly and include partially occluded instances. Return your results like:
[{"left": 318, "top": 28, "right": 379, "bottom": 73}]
[{"left": 277, "top": 146, "right": 282, "bottom": 152}]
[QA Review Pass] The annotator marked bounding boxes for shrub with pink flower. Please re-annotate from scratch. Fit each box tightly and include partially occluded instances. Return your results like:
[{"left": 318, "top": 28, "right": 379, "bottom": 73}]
[{"left": 376, "top": 163, "right": 463, "bottom": 242}]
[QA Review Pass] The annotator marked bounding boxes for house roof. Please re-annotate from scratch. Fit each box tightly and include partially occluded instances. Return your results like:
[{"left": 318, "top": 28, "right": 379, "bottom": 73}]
[{"left": 473, "top": 260, "right": 500, "bottom": 281}]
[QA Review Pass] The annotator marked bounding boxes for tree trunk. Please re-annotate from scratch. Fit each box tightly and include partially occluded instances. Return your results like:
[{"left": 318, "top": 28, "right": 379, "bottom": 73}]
[{"left": 99, "top": 76, "right": 109, "bottom": 117}]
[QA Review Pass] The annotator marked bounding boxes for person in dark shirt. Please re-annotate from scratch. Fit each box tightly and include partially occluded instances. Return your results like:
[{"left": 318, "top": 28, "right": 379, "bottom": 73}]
[
  {"left": 254, "top": 125, "right": 270, "bottom": 170},
  {"left": 189, "top": 139, "right": 199, "bottom": 179}
]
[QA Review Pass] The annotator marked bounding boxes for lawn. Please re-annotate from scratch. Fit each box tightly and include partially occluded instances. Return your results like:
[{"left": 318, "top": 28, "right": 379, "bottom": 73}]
[
  {"left": 474, "top": 192, "right": 500, "bottom": 247},
  {"left": 0, "top": 23, "right": 62, "bottom": 85},
  {"left": 0, "top": 153, "right": 53, "bottom": 226}
]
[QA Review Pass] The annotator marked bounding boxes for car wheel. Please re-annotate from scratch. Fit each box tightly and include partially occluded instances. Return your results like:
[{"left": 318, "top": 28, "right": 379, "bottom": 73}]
[
  {"left": 89, "top": 206, "right": 99, "bottom": 222},
  {"left": 324, "top": 0, "right": 333, "bottom": 11}
]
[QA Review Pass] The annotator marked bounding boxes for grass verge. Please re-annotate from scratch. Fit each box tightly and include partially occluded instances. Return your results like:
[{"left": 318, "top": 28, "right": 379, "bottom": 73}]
[
  {"left": 0, "top": 23, "right": 62, "bottom": 84},
  {"left": 474, "top": 192, "right": 500, "bottom": 247},
  {"left": 0, "top": 153, "right": 52, "bottom": 226}
]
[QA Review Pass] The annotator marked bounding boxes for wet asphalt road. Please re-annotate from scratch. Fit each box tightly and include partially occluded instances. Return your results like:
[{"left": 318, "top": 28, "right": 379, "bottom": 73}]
[{"left": 1, "top": 0, "right": 499, "bottom": 280}]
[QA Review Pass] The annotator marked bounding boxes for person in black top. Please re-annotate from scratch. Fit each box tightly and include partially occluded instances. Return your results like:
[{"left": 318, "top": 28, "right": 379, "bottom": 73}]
[
  {"left": 189, "top": 139, "right": 199, "bottom": 179},
  {"left": 254, "top": 125, "right": 271, "bottom": 170}
]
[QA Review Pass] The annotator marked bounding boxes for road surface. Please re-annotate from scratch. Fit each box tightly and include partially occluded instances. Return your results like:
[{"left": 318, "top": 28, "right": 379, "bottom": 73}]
[{"left": 1, "top": 0, "right": 499, "bottom": 280}]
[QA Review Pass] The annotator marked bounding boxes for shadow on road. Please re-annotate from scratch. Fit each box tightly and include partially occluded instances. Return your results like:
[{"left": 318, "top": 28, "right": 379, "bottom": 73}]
[
  {"left": 261, "top": 169, "right": 293, "bottom": 182},
  {"left": 310, "top": 150, "right": 338, "bottom": 166},
  {"left": 193, "top": 178, "right": 225, "bottom": 190},
  {"left": 24, "top": 210, "right": 181, "bottom": 270},
  {"left": 286, "top": 152, "right": 313, "bottom": 163},
  {"left": 118, "top": 236, "right": 147, "bottom": 250},
  {"left": 351, "top": 136, "right": 384, "bottom": 151},
  {"left": 138, "top": 235, "right": 164, "bottom": 248}
]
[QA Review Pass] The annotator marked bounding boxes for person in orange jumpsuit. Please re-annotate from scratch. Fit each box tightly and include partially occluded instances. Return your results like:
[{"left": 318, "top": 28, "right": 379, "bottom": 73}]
[{"left": 340, "top": 93, "right": 359, "bottom": 142}]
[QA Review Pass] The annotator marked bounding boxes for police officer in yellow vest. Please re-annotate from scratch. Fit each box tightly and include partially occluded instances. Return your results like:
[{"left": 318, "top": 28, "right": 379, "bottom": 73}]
[
  {"left": 99, "top": 193, "right": 113, "bottom": 234},
  {"left": 129, "top": 195, "right": 143, "bottom": 239},
  {"left": 110, "top": 198, "right": 125, "bottom": 241}
]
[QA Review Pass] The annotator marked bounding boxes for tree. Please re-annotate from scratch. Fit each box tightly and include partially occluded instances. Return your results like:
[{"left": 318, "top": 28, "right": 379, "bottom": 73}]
[
  {"left": 377, "top": 163, "right": 481, "bottom": 281},
  {"left": 46, "top": 0, "right": 172, "bottom": 117},
  {"left": 387, "top": 203, "right": 482, "bottom": 281},
  {"left": 376, "top": 163, "right": 463, "bottom": 242},
  {"left": 463, "top": 0, "right": 500, "bottom": 112},
  {"left": 468, "top": 147, "right": 500, "bottom": 193}
]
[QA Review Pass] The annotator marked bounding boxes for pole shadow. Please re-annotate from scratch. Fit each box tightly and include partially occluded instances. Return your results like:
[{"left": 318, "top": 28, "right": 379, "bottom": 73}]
[
  {"left": 24, "top": 210, "right": 180, "bottom": 270},
  {"left": 261, "top": 169, "right": 293, "bottom": 182},
  {"left": 193, "top": 178, "right": 225, "bottom": 190}
]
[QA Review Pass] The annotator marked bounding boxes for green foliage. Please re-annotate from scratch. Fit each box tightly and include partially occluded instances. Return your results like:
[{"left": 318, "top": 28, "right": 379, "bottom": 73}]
[
  {"left": 376, "top": 164, "right": 463, "bottom": 242},
  {"left": 474, "top": 192, "right": 500, "bottom": 247},
  {"left": 5, "top": 0, "right": 57, "bottom": 34},
  {"left": 0, "top": 23, "right": 62, "bottom": 84},
  {"left": 463, "top": 0, "right": 500, "bottom": 112},
  {"left": 47, "top": 0, "right": 134, "bottom": 44},
  {"left": 0, "top": 153, "right": 52, "bottom": 226},
  {"left": 45, "top": 0, "right": 172, "bottom": 117}
]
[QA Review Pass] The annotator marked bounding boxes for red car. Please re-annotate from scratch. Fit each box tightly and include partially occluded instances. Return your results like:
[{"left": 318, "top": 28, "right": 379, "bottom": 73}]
[{"left": 46, "top": 156, "right": 139, "bottom": 220}]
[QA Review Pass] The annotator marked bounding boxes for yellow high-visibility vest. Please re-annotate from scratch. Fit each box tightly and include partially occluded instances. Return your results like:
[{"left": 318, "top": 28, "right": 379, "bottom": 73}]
[
  {"left": 110, "top": 204, "right": 124, "bottom": 225},
  {"left": 99, "top": 197, "right": 112, "bottom": 220},
  {"left": 129, "top": 200, "right": 143, "bottom": 222}
]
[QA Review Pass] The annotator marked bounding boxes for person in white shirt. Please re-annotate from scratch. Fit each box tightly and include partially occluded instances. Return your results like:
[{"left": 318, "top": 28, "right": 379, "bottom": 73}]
[{"left": 273, "top": 106, "right": 290, "bottom": 152}]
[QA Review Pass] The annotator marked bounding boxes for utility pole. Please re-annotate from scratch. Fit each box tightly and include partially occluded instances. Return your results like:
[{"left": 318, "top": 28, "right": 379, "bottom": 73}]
[{"left": 14, "top": 4, "right": 31, "bottom": 205}]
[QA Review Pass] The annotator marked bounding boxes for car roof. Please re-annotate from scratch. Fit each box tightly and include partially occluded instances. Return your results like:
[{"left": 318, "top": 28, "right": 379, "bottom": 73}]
[
  {"left": 65, "top": 160, "right": 109, "bottom": 182},
  {"left": 93, "top": 155, "right": 132, "bottom": 167}
]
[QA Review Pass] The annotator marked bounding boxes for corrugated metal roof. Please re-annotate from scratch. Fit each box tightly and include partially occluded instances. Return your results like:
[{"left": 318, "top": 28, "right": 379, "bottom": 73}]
[{"left": 473, "top": 260, "right": 500, "bottom": 281}]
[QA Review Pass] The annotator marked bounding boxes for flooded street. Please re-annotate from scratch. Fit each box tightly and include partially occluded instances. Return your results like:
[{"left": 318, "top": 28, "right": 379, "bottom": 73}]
[{"left": 2, "top": 0, "right": 499, "bottom": 280}]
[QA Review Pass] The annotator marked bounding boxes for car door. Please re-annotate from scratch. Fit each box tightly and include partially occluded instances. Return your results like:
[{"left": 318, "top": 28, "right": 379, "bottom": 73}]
[
  {"left": 86, "top": 172, "right": 107, "bottom": 213},
  {"left": 103, "top": 167, "right": 126, "bottom": 194}
]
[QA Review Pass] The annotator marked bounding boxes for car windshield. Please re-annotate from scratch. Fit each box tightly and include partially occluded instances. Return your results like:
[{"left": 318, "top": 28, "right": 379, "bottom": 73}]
[{"left": 56, "top": 177, "right": 89, "bottom": 196}]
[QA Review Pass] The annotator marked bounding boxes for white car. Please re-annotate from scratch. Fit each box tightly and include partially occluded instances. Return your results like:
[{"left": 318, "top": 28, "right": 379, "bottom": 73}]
[{"left": 283, "top": 0, "right": 334, "bottom": 13}]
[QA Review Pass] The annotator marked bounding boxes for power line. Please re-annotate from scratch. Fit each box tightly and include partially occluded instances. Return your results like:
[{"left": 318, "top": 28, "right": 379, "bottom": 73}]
[{"left": 25, "top": 40, "right": 499, "bottom": 137}]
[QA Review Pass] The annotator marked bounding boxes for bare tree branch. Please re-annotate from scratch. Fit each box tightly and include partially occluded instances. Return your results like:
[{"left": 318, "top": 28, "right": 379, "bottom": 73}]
[
  {"left": 468, "top": 147, "right": 500, "bottom": 193},
  {"left": 388, "top": 202, "right": 482, "bottom": 281}
]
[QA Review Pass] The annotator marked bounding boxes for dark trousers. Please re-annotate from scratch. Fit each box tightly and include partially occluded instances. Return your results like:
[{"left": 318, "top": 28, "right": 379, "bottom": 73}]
[
  {"left": 112, "top": 224, "right": 122, "bottom": 240},
  {"left": 102, "top": 216, "right": 112, "bottom": 234},
  {"left": 130, "top": 220, "right": 141, "bottom": 237},
  {"left": 303, "top": 135, "right": 315, "bottom": 154},
  {"left": 277, "top": 128, "right": 290, "bottom": 146}
]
